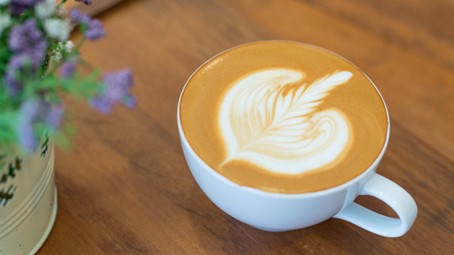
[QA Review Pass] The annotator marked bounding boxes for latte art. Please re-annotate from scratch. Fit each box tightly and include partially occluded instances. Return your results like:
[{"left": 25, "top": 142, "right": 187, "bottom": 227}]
[
  {"left": 219, "top": 69, "right": 353, "bottom": 174},
  {"left": 180, "top": 41, "right": 388, "bottom": 193}
]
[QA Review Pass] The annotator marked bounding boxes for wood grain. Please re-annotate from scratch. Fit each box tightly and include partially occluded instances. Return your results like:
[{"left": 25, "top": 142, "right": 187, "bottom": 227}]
[{"left": 38, "top": 0, "right": 454, "bottom": 254}]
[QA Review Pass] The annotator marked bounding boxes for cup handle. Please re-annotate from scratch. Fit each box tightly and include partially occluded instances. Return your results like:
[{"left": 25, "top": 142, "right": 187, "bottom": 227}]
[{"left": 333, "top": 173, "right": 417, "bottom": 237}]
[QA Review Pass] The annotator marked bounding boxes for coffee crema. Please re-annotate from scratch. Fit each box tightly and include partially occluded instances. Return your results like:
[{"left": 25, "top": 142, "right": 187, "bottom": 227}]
[{"left": 180, "top": 41, "right": 388, "bottom": 193}]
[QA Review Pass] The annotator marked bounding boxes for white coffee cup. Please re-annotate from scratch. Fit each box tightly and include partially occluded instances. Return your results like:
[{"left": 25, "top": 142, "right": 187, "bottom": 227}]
[{"left": 177, "top": 64, "right": 417, "bottom": 239}]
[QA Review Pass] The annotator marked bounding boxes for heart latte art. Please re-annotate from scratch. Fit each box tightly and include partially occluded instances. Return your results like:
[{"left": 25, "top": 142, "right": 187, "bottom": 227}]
[{"left": 219, "top": 69, "right": 353, "bottom": 174}]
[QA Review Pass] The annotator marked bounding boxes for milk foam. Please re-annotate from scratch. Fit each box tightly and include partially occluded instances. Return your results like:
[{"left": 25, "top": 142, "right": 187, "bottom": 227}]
[{"left": 219, "top": 69, "right": 353, "bottom": 175}]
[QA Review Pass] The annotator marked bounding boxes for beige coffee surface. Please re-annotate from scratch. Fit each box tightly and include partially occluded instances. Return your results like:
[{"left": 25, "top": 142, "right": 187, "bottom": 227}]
[{"left": 180, "top": 41, "right": 388, "bottom": 193}]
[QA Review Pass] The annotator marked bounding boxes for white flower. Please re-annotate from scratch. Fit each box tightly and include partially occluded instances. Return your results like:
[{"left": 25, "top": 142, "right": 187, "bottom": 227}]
[
  {"left": 44, "top": 18, "right": 70, "bottom": 41},
  {"left": 0, "top": 0, "right": 10, "bottom": 6},
  {"left": 59, "top": 40, "right": 74, "bottom": 53},
  {"left": 35, "top": 0, "right": 57, "bottom": 19},
  {"left": 52, "top": 51, "right": 62, "bottom": 62},
  {"left": 0, "top": 13, "right": 11, "bottom": 35}
]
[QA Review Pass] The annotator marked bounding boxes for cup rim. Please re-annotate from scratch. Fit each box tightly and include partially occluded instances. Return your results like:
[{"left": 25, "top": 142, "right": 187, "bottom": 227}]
[{"left": 177, "top": 40, "right": 390, "bottom": 198}]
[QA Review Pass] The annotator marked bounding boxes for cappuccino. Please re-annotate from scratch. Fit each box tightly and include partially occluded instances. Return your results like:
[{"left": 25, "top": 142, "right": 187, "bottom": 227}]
[{"left": 180, "top": 41, "right": 387, "bottom": 193}]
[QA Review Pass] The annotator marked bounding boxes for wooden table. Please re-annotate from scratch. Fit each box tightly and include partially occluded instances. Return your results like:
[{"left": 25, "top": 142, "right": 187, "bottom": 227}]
[{"left": 39, "top": 0, "right": 454, "bottom": 254}]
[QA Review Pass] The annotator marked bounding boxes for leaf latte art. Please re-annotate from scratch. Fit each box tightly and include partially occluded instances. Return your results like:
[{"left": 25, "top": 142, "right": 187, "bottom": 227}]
[{"left": 219, "top": 69, "right": 353, "bottom": 175}]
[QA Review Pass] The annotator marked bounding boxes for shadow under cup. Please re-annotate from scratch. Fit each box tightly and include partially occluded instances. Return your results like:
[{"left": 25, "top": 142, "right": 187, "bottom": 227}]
[{"left": 177, "top": 41, "right": 417, "bottom": 237}]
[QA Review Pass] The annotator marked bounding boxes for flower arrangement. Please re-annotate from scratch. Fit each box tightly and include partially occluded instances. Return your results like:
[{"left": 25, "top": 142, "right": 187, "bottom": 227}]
[{"left": 0, "top": 0, "right": 135, "bottom": 153}]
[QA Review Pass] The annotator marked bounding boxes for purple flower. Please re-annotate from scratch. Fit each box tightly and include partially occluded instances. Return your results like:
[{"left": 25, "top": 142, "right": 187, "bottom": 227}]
[
  {"left": 70, "top": 9, "right": 105, "bottom": 41},
  {"left": 70, "top": 9, "right": 90, "bottom": 24},
  {"left": 9, "top": 19, "right": 45, "bottom": 52},
  {"left": 5, "top": 55, "right": 29, "bottom": 95},
  {"left": 16, "top": 99, "right": 41, "bottom": 151},
  {"left": 5, "top": 53, "right": 43, "bottom": 95},
  {"left": 6, "top": 19, "right": 48, "bottom": 95},
  {"left": 59, "top": 58, "right": 77, "bottom": 78},
  {"left": 8, "top": 19, "right": 48, "bottom": 68},
  {"left": 10, "top": 0, "right": 44, "bottom": 15},
  {"left": 85, "top": 19, "right": 106, "bottom": 40},
  {"left": 15, "top": 98, "right": 65, "bottom": 151},
  {"left": 76, "top": 0, "right": 92, "bottom": 5},
  {"left": 43, "top": 103, "right": 65, "bottom": 129},
  {"left": 91, "top": 69, "right": 136, "bottom": 114}
]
